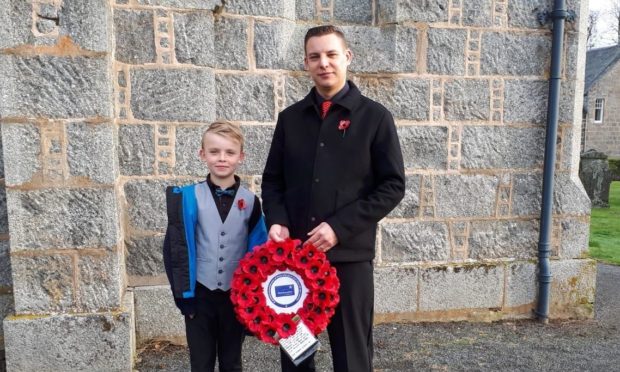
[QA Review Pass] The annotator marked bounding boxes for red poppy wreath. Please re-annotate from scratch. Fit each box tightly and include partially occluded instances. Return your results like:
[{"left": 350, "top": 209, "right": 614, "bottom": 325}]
[{"left": 230, "top": 238, "right": 340, "bottom": 345}]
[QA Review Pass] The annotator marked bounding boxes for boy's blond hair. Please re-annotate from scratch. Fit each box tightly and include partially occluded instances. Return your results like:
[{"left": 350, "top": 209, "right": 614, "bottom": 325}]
[{"left": 202, "top": 121, "right": 244, "bottom": 151}]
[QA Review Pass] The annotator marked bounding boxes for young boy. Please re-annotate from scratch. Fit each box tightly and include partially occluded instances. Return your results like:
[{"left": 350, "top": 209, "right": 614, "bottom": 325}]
[{"left": 163, "top": 121, "right": 268, "bottom": 372}]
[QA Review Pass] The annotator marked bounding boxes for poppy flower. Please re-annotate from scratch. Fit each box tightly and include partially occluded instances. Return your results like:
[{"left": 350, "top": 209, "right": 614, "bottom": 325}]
[
  {"left": 293, "top": 245, "right": 313, "bottom": 268},
  {"left": 237, "top": 198, "right": 247, "bottom": 210},
  {"left": 252, "top": 248, "right": 273, "bottom": 276},
  {"left": 240, "top": 259, "right": 263, "bottom": 278},
  {"left": 294, "top": 253, "right": 311, "bottom": 269},
  {"left": 314, "top": 315, "right": 329, "bottom": 332},
  {"left": 324, "top": 306, "right": 335, "bottom": 318},
  {"left": 309, "top": 273, "right": 338, "bottom": 292},
  {"left": 274, "top": 314, "right": 297, "bottom": 339},
  {"left": 271, "top": 244, "right": 288, "bottom": 263},
  {"left": 239, "top": 305, "right": 259, "bottom": 321},
  {"left": 311, "top": 290, "right": 331, "bottom": 307},
  {"left": 247, "top": 313, "right": 264, "bottom": 334},
  {"left": 259, "top": 324, "right": 280, "bottom": 345},
  {"left": 298, "top": 310, "right": 319, "bottom": 335},
  {"left": 237, "top": 291, "right": 261, "bottom": 308},
  {"left": 284, "top": 251, "right": 296, "bottom": 266},
  {"left": 237, "top": 272, "right": 260, "bottom": 290},
  {"left": 305, "top": 259, "right": 327, "bottom": 280},
  {"left": 338, "top": 119, "right": 351, "bottom": 137}
]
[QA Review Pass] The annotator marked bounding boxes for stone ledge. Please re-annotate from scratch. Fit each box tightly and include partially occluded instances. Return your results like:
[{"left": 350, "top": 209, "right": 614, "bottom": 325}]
[
  {"left": 375, "top": 303, "right": 534, "bottom": 324},
  {"left": 549, "top": 259, "right": 596, "bottom": 319},
  {"left": 134, "top": 285, "right": 184, "bottom": 346},
  {"left": 3, "top": 292, "right": 135, "bottom": 371}
]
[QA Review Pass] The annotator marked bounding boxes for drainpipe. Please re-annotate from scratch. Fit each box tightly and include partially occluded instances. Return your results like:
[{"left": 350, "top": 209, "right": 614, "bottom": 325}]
[{"left": 534, "top": 0, "right": 575, "bottom": 323}]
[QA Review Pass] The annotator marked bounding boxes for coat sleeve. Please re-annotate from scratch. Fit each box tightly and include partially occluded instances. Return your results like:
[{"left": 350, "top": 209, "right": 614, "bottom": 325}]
[
  {"left": 261, "top": 115, "right": 290, "bottom": 228},
  {"left": 163, "top": 231, "right": 196, "bottom": 316},
  {"left": 163, "top": 186, "right": 196, "bottom": 316},
  {"left": 325, "top": 109, "right": 406, "bottom": 242}
]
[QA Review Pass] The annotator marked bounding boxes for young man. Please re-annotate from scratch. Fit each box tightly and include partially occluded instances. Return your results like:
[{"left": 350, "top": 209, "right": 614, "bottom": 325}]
[
  {"left": 261, "top": 25, "right": 406, "bottom": 372},
  {"left": 164, "top": 121, "right": 268, "bottom": 372}
]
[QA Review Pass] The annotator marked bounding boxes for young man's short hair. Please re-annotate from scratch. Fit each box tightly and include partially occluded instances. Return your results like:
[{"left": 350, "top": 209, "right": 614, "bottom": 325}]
[
  {"left": 202, "top": 121, "right": 244, "bottom": 151},
  {"left": 304, "top": 25, "right": 348, "bottom": 52}
]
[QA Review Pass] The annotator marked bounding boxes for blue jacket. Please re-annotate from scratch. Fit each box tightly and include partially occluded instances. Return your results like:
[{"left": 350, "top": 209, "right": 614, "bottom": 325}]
[{"left": 163, "top": 183, "right": 268, "bottom": 315}]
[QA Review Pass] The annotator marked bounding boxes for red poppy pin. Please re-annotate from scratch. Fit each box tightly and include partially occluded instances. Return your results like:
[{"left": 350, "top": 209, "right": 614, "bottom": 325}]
[
  {"left": 238, "top": 198, "right": 246, "bottom": 210},
  {"left": 338, "top": 119, "right": 350, "bottom": 137}
]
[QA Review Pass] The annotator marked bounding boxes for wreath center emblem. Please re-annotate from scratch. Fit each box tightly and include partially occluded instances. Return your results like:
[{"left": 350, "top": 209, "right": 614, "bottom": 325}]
[{"left": 264, "top": 270, "right": 307, "bottom": 312}]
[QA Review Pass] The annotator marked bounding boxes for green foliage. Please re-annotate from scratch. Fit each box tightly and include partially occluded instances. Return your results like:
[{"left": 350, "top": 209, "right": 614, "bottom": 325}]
[{"left": 589, "top": 181, "right": 620, "bottom": 265}]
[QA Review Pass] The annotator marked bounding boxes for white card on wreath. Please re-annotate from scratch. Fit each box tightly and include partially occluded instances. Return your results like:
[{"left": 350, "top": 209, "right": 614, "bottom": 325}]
[{"left": 279, "top": 321, "right": 320, "bottom": 366}]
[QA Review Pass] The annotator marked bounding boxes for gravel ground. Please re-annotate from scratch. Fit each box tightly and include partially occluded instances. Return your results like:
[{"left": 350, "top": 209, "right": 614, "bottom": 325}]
[{"left": 136, "top": 263, "right": 620, "bottom": 372}]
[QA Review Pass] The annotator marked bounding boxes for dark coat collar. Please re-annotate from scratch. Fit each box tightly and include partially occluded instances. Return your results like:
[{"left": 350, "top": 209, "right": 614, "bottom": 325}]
[{"left": 299, "top": 80, "right": 361, "bottom": 113}]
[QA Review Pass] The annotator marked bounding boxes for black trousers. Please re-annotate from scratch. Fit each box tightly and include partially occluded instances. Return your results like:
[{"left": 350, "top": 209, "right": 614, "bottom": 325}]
[
  {"left": 185, "top": 283, "right": 245, "bottom": 372},
  {"left": 280, "top": 261, "right": 374, "bottom": 372}
]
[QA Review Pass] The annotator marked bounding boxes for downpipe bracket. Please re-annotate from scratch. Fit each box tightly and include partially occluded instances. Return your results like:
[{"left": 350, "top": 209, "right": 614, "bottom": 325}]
[{"left": 537, "top": 9, "right": 577, "bottom": 25}]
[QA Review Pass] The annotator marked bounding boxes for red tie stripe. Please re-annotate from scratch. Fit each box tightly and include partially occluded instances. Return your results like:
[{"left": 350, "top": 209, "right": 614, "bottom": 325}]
[{"left": 321, "top": 100, "right": 332, "bottom": 119}]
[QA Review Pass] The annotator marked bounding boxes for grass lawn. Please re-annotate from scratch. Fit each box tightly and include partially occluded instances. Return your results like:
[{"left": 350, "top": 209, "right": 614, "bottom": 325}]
[{"left": 589, "top": 181, "right": 620, "bottom": 265}]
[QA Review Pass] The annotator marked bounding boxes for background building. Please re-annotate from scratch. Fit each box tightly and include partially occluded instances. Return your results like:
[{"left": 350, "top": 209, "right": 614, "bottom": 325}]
[{"left": 583, "top": 44, "right": 620, "bottom": 157}]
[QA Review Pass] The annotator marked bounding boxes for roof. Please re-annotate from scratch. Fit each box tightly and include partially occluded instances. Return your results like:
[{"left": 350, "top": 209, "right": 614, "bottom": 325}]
[{"left": 585, "top": 44, "right": 620, "bottom": 93}]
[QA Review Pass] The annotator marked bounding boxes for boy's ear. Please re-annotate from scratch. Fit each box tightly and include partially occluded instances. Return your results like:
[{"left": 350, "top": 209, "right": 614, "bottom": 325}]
[{"left": 239, "top": 151, "right": 245, "bottom": 163}]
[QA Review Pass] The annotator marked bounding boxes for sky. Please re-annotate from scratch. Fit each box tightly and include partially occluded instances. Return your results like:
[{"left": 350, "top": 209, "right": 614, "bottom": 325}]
[{"left": 589, "top": 0, "right": 619, "bottom": 47}]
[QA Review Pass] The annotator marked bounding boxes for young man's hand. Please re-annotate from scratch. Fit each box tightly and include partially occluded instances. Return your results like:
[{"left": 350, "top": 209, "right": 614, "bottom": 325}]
[
  {"left": 269, "top": 224, "right": 290, "bottom": 242},
  {"left": 305, "top": 222, "right": 338, "bottom": 252}
]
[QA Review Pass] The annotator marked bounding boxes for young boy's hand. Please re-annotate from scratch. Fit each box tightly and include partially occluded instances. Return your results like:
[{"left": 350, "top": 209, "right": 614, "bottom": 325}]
[{"left": 269, "top": 224, "right": 290, "bottom": 242}]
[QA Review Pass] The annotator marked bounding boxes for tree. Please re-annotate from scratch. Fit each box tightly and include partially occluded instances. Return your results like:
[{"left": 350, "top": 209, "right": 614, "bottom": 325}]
[
  {"left": 587, "top": 10, "right": 601, "bottom": 50},
  {"left": 612, "top": 0, "right": 620, "bottom": 44}
]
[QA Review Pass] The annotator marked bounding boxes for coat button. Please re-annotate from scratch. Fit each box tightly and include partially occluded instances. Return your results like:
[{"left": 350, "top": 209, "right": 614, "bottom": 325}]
[
  {"left": 219, "top": 257, "right": 224, "bottom": 261},
  {"left": 218, "top": 269, "right": 223, "bottom": 274},
  {"left": 310, "top": 217, "right": 316, "bottom": 222},
  {"left": 314, "top": 178, "right": 319, "bottom": 183},
  {"left": 218, "top": 282, "right": 222, "bottom": 286},
  {"left": 220, "top": 231, "right": 226, "bottom": 236},
  {"left": 220, "top": 244, "right": 224, "bottom": 249},
  {"left": 319, "top": 142, "right": 325, "bottom": 147}
]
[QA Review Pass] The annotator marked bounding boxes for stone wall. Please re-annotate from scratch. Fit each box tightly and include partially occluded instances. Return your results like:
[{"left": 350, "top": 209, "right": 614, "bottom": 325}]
[
  {"left": 0, "top": 0, "right": 594, "bottom": 369},
  {"left": 584, "top": 59, "right": 620, "bottom": 157},
  {"left": 0, "top": 1, "right": 134, "bottom": 370}
]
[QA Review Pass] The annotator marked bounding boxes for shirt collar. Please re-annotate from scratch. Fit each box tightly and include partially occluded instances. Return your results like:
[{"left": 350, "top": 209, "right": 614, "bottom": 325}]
[
  {"left": 314, "top": 81, "right": 350, "bottom": 105},
  {"left": 206, "top": 174, "right": 240, "bottom": 193},
  {"left": 301, "top": 80, "right": 361, "bottom": 113}
]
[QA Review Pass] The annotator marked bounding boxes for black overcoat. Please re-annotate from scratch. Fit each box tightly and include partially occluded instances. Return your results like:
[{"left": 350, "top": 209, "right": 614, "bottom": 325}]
[{"left": 261, "top": 81, "right": 406, "bottom": 263}]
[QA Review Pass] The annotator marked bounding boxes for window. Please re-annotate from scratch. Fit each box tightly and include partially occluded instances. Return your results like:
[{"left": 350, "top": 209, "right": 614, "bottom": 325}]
[{"left": 594, "top": 98, "right": 605, "bottom": 123}]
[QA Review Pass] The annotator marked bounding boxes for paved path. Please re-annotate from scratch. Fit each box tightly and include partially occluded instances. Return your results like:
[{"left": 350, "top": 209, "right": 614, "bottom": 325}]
[{"left": 136, "top": 263, "right": 620, "bottom": 372}]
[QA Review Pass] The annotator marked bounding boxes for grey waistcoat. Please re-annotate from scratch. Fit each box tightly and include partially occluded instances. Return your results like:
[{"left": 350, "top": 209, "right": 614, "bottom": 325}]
[{"left": 195, "top": 182, "right": 255, "bottom": 291}]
